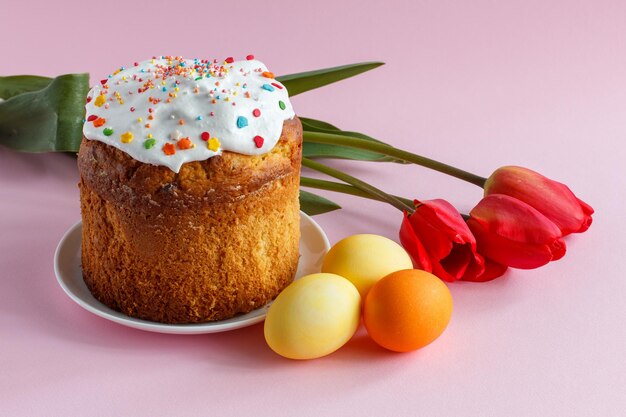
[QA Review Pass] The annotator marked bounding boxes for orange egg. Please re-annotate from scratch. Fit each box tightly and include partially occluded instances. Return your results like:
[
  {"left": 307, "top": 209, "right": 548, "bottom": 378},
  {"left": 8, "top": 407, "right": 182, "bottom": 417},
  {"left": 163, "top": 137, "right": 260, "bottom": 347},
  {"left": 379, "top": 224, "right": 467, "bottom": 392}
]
[{"left": 363, "top": 269, "right": 453, "bottom": 352}]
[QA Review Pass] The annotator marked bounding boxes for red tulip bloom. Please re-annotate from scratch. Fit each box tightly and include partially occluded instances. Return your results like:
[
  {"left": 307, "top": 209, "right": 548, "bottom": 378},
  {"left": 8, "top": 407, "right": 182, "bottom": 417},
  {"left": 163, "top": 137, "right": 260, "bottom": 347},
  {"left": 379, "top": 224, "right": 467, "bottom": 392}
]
[
  {"left": 400, "top": 199, "right": 507, "bottom": 282},
  {"left": 467, "top": 194, "right": 566, "bottom": 269},
  {"left": 484, "top": 166, "right": 593, "bottom": 236}
]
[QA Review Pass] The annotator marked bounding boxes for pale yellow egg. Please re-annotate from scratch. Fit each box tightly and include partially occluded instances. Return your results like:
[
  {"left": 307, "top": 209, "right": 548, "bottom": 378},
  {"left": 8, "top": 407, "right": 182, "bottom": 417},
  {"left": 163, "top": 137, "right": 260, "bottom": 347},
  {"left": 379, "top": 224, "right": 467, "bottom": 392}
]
[
  {"left": 321, "top": 234, "right": 413, "bottom": 298},
  {"left": 264, "top": 273, "right": 361, "bottom": 360}
]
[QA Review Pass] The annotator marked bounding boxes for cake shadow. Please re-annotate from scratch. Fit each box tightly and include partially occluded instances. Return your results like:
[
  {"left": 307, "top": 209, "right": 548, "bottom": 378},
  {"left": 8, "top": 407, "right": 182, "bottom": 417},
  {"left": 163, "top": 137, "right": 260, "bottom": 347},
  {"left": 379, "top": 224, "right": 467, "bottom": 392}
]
[
  {"left": 38, "top": 301, "right": 294, "bottom": 369},
  {"left": 37, "top": 286, "right": 428, "bottom": 368}
]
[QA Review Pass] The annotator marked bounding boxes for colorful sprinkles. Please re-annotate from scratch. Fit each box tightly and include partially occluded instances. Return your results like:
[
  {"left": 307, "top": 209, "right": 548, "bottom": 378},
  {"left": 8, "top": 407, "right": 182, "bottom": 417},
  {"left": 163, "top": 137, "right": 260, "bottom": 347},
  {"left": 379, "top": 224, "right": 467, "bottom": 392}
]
[
  {"left": 120, "top": 132, "right": 134, "bottom": 143},
  {"left": 208, "top": 137, "right": 220, "bottom": 152},
  {"left": 94, "top": 95, "right": 106, "bottom": 107},
  {"left": 162, "top": 143, "right": 176, "bottom": 156},
  {"left": 178, "top": 138, "right": 192, "bottom": 150},
  {"left": 83, "top": 55, "right": 294, "bottom": 172},
  {"left": 236, "top": 116, "right": 249, "bottom": 128}
]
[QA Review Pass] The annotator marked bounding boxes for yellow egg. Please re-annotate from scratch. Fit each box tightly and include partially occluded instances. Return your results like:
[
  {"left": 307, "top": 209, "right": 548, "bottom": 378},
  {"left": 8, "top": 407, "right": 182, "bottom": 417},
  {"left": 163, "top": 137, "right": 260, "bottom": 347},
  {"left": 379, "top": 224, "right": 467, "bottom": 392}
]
[
  {"left": 264, "top": 273, "right": 361, "bottom": 360},
  {"left": 322, "top": 234, "right": 413, "bottom": 298}
]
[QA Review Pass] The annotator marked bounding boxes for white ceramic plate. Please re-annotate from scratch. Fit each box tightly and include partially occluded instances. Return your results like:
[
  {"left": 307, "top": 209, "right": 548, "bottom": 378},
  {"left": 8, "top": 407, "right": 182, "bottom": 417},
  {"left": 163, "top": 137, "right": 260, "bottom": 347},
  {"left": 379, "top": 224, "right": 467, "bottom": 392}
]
[{"left": 54, "top": 212, "right": 330, "bottom": 334}]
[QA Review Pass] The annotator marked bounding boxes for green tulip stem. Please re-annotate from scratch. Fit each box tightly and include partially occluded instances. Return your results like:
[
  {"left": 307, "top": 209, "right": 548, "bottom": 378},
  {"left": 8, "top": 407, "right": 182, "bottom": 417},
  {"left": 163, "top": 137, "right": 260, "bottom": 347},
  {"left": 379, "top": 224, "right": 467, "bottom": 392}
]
[
  {"left": 301, "top": 158, "right": 414, "bottom": 213},
  {"left": 300, "top": 176, "right": 414, "bottom": 207},
  {"left": 303, "top": 131, "right": 488, "bottom": 188}
]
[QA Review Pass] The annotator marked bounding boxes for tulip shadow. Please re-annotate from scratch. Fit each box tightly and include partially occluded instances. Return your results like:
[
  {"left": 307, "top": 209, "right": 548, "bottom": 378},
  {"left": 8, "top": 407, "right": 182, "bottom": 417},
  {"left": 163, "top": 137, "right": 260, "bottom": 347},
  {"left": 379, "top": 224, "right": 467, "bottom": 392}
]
[{"left": 447, "top": 272, "right": 519, "bottom": 315}]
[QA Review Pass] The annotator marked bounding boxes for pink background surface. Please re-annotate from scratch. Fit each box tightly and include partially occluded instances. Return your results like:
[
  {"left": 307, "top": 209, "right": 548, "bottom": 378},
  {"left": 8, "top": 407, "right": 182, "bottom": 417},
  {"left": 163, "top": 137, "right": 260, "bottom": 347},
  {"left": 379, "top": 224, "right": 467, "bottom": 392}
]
[{"left": 1, "top": 1, "right": 625, "bottom": 415}]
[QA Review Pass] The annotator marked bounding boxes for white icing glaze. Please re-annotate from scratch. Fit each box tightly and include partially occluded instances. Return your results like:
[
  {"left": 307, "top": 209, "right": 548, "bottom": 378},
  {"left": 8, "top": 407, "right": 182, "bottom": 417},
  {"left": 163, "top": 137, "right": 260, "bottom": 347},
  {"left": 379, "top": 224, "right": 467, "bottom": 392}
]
[{"left": 83, "top": 56, "right": 295, "bottom": 173}]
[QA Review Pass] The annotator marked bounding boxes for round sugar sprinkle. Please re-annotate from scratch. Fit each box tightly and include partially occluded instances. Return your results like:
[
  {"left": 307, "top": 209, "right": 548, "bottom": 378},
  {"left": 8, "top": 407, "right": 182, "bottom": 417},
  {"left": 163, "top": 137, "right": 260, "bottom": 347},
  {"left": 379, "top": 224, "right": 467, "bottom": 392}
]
[{"left": 236, "top": 116, "right": 249, "bottom": 128}]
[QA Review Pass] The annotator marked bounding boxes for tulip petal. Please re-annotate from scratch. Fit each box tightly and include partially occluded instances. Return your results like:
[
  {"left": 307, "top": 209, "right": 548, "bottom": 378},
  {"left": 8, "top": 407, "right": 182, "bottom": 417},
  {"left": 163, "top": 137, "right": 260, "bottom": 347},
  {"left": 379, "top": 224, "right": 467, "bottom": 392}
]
[
  {"left": 463, "top": 258, "right": 508, "bottom": 282},
  {"left": 400, "top": 201, "right": 486, "bottom": 282},
  {"left": 578, "top": 197, "right": 595, "bottom": 215},
  {"left": 408, "top": 211, "right": 455, "bottom": 262},
  {"left": 551, "top": 238, "right": 566, "bottom": 261},
  {"left": 399, "top": 211, "right": 434, "bottom": 273},
  {"left": 436, "top": 242, "right": 485, "bottom": 281},
  {"left": 470, "top": 195, "right": 562, "bottom": 244},
  {"left": 410, "top": 199, "right": 479, "bottom": 262},
  {"left": 468, "top": 217, "right": 566, "bottom": 269},
  {"left": 417, "top": 199, "right": 478, "bottom": 246},
  {"left": 576, "top": 198, "right": 594, "bottom": 232},
  {"left": 484, "top": 166, "right": 593, "bottom": 235},
  {"left": 439, "top": 245, "right": 471, "bottom": 277}
]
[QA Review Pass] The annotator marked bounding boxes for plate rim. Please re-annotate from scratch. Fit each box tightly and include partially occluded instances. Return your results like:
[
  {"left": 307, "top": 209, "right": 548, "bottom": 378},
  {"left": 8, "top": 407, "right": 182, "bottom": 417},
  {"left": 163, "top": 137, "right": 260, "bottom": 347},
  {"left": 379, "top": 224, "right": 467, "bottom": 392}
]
[{"left": 53, "top": 211, "right": 330, "bottom": 335}]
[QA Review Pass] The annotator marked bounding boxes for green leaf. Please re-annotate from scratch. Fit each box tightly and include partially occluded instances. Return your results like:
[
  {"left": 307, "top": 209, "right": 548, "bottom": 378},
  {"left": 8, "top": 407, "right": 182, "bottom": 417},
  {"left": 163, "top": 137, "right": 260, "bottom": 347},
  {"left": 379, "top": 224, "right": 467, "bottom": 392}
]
[
  {"left": 0, "top": 73, "right": 89, "bottom": 153},
  {"left": 303, "top": 142, "right": 394, "bottom": 162},
  {"left": 0, "top": 75, "right": 53, "bottom": 100},
  {"left": 301, "top": 176, "right": 414, "bottom": 207},
  {"left": 301, "top": 121, "right": 408, "bottom": 163},
  {"left": 276, "top": 62, "right": 384, "bottom": 97},
  {"left": 299, "top": 190, "right": 341, "bottom": 215}
]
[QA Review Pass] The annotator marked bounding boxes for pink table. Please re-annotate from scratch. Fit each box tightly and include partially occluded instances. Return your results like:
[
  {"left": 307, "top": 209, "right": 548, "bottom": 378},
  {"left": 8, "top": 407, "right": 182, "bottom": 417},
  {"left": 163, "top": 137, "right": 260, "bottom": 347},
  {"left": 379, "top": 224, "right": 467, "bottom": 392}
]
[{"left": 1, "top": 1, "right": 625, "bottom": 415}]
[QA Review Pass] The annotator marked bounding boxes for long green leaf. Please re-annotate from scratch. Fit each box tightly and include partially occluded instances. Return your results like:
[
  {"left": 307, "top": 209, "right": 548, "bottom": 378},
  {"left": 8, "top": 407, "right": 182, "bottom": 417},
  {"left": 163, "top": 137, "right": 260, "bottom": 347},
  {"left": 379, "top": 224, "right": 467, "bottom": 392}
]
[
  {"left": 276, "top": 62, "right": 384, "bottom": 97},
  {"left": 303, "top": 142, "right": 393, "bottom": 162},
  {"left": 301, "top": 176, "right": 414, "bottom": 207},
  {"left": 0, "top": 75, "right": 53, "bottom": 100},
  {"left": 303, "top": 130, "right": 488, "bottom": 187},
  {"left": 301, "top": 118, "right": 407, "bottom": 163},
  {"left": 299, "top": 190, "right": 341, "bottom": 215},
  {"left": 0, "top": 73, "right": 89, "bottom": 153}
]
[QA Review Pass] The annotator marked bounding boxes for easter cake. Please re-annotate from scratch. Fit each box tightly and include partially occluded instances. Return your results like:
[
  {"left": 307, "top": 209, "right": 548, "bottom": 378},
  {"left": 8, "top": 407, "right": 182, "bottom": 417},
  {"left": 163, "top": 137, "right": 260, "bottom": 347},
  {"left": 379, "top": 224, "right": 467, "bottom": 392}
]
[{"left": 77, "top": 56, "right": 302, "bottom": 324}]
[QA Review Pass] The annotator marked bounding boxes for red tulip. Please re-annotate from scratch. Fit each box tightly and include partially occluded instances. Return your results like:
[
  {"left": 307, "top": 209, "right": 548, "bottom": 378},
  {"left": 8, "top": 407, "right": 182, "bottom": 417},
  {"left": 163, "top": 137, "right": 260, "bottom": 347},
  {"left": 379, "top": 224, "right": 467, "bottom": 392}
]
[
  {"left": 484, "top": 166, "right": 593, "bottom": 235},
  {"left": 467, "top": 194, "right": 566, "bottom": 269},
  {"left": 400, "top": 199, "right": 507, "bottom": 282}
]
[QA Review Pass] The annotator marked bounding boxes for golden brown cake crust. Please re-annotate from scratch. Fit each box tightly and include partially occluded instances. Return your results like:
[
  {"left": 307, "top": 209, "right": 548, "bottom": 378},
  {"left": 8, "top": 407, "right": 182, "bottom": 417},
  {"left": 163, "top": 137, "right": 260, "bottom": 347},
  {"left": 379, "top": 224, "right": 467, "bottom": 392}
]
[{"left": 78, "top": 117, "right": 302, "bottom": 323}]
